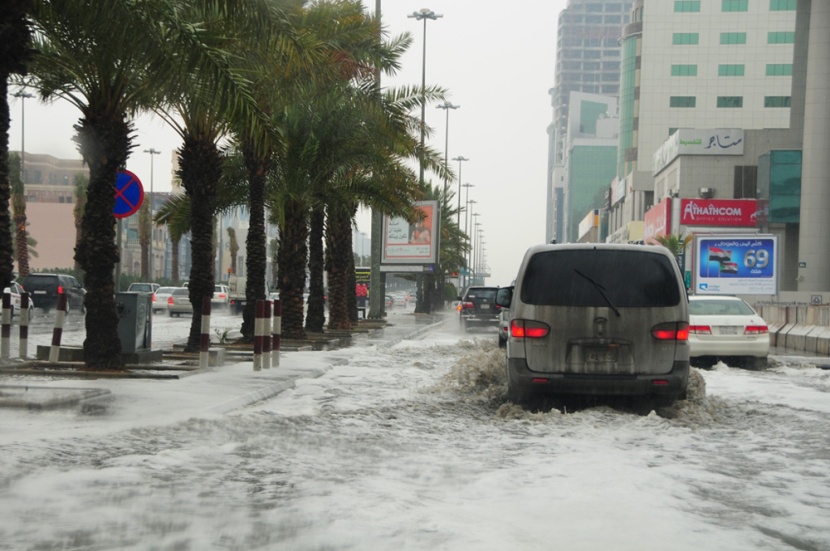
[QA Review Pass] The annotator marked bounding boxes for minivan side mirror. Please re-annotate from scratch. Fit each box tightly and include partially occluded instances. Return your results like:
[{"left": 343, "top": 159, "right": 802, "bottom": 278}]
[{"left": 495, "top": 286, "right": 513, "bottom": 308}]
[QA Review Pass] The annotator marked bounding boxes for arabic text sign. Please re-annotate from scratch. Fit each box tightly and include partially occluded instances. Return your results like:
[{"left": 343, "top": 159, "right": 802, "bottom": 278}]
[
  {"left": 643, "top": 198, "right": 671, "bottom": 241},
  {"left": 681, "top": 199, "right": 758, "bottom": 226},
  {"left": 695, "top": 235, "right": 777, "bottom": 295},
  {"left": 653, "top": 128, "right": 744, "bottom": 174}
]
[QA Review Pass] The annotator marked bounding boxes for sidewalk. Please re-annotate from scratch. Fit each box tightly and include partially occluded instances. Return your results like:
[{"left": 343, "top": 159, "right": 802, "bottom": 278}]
[{"left": 0, "top": 311, "right": 447, "bottom": 444}]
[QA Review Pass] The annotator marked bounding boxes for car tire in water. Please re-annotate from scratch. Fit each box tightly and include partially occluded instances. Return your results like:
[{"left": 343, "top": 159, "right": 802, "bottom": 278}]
[{"left": 498, "top": 334, "right": 506, "bottom": 348}]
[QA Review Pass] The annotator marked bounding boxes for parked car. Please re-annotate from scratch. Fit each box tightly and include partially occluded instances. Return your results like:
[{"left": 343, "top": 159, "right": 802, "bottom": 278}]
[
  {"left": 3, "top": 281, "right": 35, "bottom": 319},
  {"left": 688, "top": 295, "right": 769, "bottom": 369},
  {"left": 18, "top": 273, "right": 86, "bottom": 314},
  {"left": 497, "top": 306, "right": 510, "bottom": 348},
  {"left": 497, "top": 243, "right": 690, "bottom": 406},
  {"left": 212, "top": 284, "right": 230, "bottom": 311},
  {"left": 457, "top": 286, "right": 501, "bottom": 332},
  {"left": 385, "top": 295, "right": 395, "bottom": 308},
  {"left": 127, "top": 282, "right": 160, "bottom": 294},
  {"left": 167, "top": 287, "right": 193, "bottom": 317},
  {"left": 152, "top": 286, "right": 177, "bottom": 314},
  {"left": 390, "top": 292, "right": 408, "bottom": 307}
]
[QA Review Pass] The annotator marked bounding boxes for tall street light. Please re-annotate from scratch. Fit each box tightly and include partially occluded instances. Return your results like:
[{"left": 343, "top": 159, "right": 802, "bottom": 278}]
[
  {"left": 436, "top": 101, "right": 459, "bottom": 199},
  {"left": 369, "top": 0, "right": 383, "bottom": 319},
  {"left": 409, "top": 7, "right": 442, "bottom": 313},
  {"left": 408, "top": 8, "right": 442, "bottom": 187},
  {"left": 144, "top": 148, "right": 160, "bottom": 280},
  {"left": 460, "top": 182, "right": 473, "bottom": 287},
  {"left": 452, "top": 156, "right": 469, "bottom": 229},
  {"left": 13, "top": 91, "right": 34, "bottom": 184}
]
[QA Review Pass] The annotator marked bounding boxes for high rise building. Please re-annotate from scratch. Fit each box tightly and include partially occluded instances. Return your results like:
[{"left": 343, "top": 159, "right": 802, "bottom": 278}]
[{"left": 546, "top": 0, "right": 633, "bottom": 243}]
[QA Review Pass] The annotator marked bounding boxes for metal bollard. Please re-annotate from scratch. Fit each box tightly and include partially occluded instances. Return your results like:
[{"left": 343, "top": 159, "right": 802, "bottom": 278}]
[
  {"left": 253, "top": 299, "right": 264, "bottom": 371},
  {"left": 200, "top": 297, "right": 211, "bottom": 369},
  {"left": 272, "top": 299, "right": 281, "bottom": 367},
  {"left": 1, "top": 292, "right": 11, "bottom": 359},
  {"left": 262, "top": 300, "right": 271, "bottom": 369},
  {"left": 19, "top": 292, "right": 30, "bottom": 358},
  {"left": 49, "top": 293, "right": 68, "bottom": 363}
]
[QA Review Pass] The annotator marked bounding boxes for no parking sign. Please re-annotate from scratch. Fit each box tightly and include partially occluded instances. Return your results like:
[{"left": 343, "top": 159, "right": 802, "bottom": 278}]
[{"left": 114, "top": 170, "right": 144, "bottom": 219}]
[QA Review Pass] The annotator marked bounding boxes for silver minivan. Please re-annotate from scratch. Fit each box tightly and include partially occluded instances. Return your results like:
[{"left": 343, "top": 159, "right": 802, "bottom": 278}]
[{"left": 496, "top": 243, "right": 690, "bottom": 405}]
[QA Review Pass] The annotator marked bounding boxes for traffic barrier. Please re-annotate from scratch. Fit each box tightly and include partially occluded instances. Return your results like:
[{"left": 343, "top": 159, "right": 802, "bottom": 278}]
[
  {"left": 272, "top": 299, "right": 281, "bottom": 367},
  {"left": 1, "top": 292, "right": 10, "bottom": 359},
  {"left": 253, "top": 299, "right": 264, "bottom": 371},
  {"left": 48, "top": 293, "right": 68, "bottom": 362},
  {"left": 19, "top": 292, "right": 30, "bottom": 358},
  {"left": 262, "top": 300, "right": 271, "bottom": 369},
  {"left": 200, "top": 297, "right": 211, "bottom": 370}
]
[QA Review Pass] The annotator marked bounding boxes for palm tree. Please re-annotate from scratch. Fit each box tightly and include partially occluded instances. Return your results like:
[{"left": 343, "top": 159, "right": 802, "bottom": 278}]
[
  {"left": 138, "top": 201, "right": 151, "bottom": 279},
  {"left": 650, "top": 232, "right": 693, "bottom": 270},
  {"left": 9, "top": 153, "right": 29, "bottom": 277},
  {"left": 227, "top": 227, "right": 238, "bottom": 275},
  {"left": 0, "top": 0, "right": 34, "bottom": 290},
  {"left": 72, "top": 173, "right": 88, "bottom": 278}
]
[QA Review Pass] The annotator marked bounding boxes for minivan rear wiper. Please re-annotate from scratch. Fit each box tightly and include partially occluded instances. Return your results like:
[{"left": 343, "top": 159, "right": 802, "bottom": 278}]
[{"left": 573, "top": 268, "right": 621, "bottom": 317}]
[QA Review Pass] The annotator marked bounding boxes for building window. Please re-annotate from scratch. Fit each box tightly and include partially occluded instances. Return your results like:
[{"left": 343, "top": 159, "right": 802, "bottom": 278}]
[
  {"left": 734, "top": 166, "right": 758, "bottom": 198},
  {"left": 766, "top": 63, "right": 793, "bottom": 76},
  {"left": 720, "top": 32, "right": 747, "bottom": 45},
  {"left": 764, "top": 96, "right": 791, "bottom": 107},
  {"left": 717, "top": 96, "right": 744, "bottom": 108},
  {"left": 670, "top": 96, "right": 696, "bottom": 108},
  {"left": 675, "top": 1, "right": 701, "bottom": 12},
  {"left": 671, "top": 64, "right": 698, "bottom": 76},
  {"left": 768, "top": 31, "right": 795, "bottom": 44},
  {"left": 718, "top": 64, "right": 745, "bottom": 76},
  {"left": 770, "top": 0, "right": 796, "bottom": 10},
  {"left": 672, "top": 32, "right": 700, "bottom": 45},
  {"left": 722, "top": 0, "right": 748, "bottom": 11}
]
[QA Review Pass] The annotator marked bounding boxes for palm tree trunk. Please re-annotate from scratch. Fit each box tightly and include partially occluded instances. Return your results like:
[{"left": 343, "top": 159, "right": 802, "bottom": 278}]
[
  {"left": 305, "top": 204, "right": 326, "bottom": 332},
  {"left": 0, "top": 79, "right": 15, "bottom": 290},
  {"left": 10, "top": 154, "right": 30, "bottom": 277},
  {"left": 278, "top": 198, "right": 308, "bottom": 340},
  {"left": 74, "top": 112, "right": 130, "bottom": 369},
  {"left": 170, "top": 235, "right": 180, "bottom": 283},
  {"left": 240, "top": 143, "right": 269, "bottom": 341},
  {"left": 179, "top": 136, "right": 220, "bottom": 352},
  {"left": 326, "top": 204, "right": 351, "bottom": 330}
]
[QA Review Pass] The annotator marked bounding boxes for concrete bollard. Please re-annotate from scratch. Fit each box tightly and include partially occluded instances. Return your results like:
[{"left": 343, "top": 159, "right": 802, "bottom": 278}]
[
  {"left": 262, "top": 300, "right": 272, "bottom": 369},
  {"left": 272, "top": 299, "right": 281, "bottom": 368},
  {"left": 200, "top": 297, "right": 211, "bottom": 370},
  {"left": 49, "top": 293, "right": 68, "bottom": 363},
  {"left": 253, "top": 299, "right": 264, "bottom": 371},
  {"left": 19, "top": 292, "right": 30, "bottom": 358},
  {"left": 1, "top": 292, "right": 11, "bottom": 359}
]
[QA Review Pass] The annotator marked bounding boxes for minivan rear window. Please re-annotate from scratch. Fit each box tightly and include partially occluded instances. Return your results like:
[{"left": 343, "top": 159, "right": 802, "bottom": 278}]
[{"left": 520, "top": 249, "right": 682, "bottom": 308}]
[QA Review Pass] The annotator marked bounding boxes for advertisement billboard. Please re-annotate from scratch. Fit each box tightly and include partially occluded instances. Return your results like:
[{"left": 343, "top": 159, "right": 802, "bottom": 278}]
[
  {"left": 382, "top": 201, "right": 439, "bottom": 265},
  {"left": 694, "top": 235, "right": 777, "bottom": 295},
  {"left": 681, "top": 199, "right": 759, "bottom": 227}
]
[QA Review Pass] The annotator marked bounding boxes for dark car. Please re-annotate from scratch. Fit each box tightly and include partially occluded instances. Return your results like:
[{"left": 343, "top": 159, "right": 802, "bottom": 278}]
[
  {"left": 18, "top": 273, "right": 86, "bottom": 314},
  {"left": 457, "top": 286, "right": 501, "bottom": 332}
]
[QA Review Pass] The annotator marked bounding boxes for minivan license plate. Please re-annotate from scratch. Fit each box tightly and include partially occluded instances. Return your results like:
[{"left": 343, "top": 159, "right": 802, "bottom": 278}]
[
  {"left": 586, "top": 348, "right": 616, "bottom": 362},
  {"left": 33, "top": 290, "right": 47, "bottom": 294}
]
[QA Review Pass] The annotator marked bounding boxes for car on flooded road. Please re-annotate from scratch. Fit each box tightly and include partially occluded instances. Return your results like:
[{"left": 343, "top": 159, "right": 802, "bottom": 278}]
[{"left": 688, "top": 295, "right": 769, "bottom": 369}]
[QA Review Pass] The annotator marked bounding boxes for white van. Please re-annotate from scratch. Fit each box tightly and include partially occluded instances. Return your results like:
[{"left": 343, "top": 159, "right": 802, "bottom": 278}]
[{"left": 496, "top": 243, "right": 690, "bottom": 406}]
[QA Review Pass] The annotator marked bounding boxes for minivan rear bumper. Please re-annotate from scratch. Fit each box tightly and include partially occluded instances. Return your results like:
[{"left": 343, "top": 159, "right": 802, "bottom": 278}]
[{"left": 507, "top": 357, "right": 689, "bottom": 399}]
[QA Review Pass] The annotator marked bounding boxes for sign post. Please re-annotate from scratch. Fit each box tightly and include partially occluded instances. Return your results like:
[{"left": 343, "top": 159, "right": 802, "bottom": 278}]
[{"left": 113, "top": 170, "right": 145, "bottom": 290}]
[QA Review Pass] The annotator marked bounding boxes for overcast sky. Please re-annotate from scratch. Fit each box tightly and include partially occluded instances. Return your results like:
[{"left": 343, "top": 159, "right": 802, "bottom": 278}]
[{"left": 8, "top": 1, "right": 566, "bottom": 286}]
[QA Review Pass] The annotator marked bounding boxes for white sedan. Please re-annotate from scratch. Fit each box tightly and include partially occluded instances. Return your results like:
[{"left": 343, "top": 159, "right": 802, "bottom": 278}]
[
  {"left": 688, "top": 295, "right": 770, "bottom": 369},
  {"left": 3, "top": 282, "right": 36, "bottom": 319}
]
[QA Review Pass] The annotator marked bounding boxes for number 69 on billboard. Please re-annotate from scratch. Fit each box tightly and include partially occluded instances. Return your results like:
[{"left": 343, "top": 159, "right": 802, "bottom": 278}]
[{"left": 693, "top": 235, "right": 778, "bottom": 295}]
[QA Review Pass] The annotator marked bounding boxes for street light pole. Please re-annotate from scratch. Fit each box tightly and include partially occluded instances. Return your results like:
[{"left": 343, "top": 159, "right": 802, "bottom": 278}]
[
  {"left": 143, "top": 148, "right": 160, "bottom": 280},
  {"left": 408, "top": 8, "right": 442, "bottom": 188},
  {"left": 369, "top": 0, "right": 384, "bottom": 319},
  {"left": 436, "top": 101, "right": 459, "bottom": 199},
  {"left": 408, "top": 8, "right": 442, "bottom": 314},
  {"left": 13, "top": 91, "right": 34, "bottom": 184},
  {"left": 452, "top": 156, "right": 468, "bottom": 229}
]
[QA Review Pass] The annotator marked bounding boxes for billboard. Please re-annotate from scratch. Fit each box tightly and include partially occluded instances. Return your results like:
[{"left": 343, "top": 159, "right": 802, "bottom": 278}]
[
  {"left": 694, "top": 235, "right": 777, "bottom": 295},
  {"left": 382, "top": 201, "right": 439, "bottom": 265},
  {"left": 643, "top": 199, "right": 671, "bottom": 242},
  {"left": 681, "top": 199, "right": 759, "bottom": 227}
]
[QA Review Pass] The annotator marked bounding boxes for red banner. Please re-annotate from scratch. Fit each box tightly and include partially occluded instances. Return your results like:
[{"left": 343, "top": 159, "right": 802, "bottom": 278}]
[
  {"left": 643, "top": 199, "right": 671, "bottom": 242},
  {"left": 680, "top": 199, "right": 758, "bottom": 226}
]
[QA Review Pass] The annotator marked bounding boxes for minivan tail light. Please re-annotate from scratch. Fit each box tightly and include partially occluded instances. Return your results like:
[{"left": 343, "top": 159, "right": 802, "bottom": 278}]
[
  {"left": 461, "top": 301, "right": 474, "bottom": 310},
  {"left": 689, "top": 325, "right": 712, "bottom": 335},
  {"left": 511, "top": 320, "right": 550, "bottom": 339},
  {"left": 57, "top": 285, "right": 64, "bottom": 294},
  {"left": 651, "top": 322, "right": 689, "bottom": 341},
  {"left": 744, "top": 325, "right": 768, "bottom": 335}
]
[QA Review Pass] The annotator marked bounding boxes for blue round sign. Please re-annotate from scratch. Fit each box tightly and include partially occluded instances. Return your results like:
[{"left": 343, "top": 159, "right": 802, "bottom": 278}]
[{"left": 114, "top": 170, "right": 144, "bottom": 218}]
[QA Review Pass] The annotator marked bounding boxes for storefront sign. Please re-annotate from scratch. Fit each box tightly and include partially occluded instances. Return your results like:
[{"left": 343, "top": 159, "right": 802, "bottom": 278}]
[
  {"left": 680, "top": 199, "right": 758, "bottom": 227},
  {"left": 643, "top": 199, "right": 671, "bottom": 242}
]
